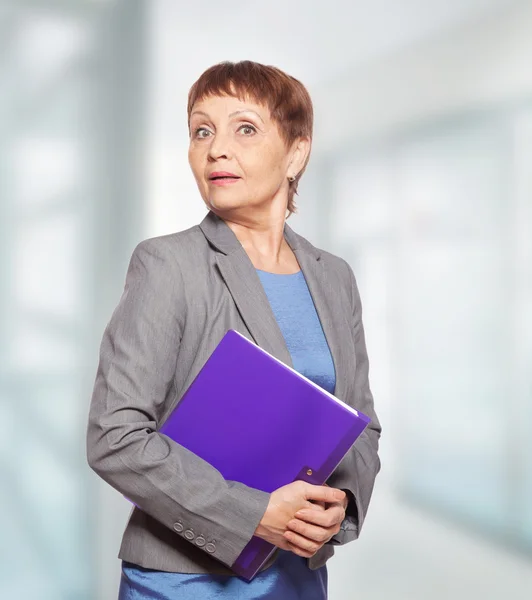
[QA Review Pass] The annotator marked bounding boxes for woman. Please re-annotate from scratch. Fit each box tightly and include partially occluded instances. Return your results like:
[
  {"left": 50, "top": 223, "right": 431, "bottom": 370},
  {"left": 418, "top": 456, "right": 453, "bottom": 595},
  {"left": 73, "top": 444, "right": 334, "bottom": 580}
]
[{"left": 87, "top": 60, "right": 382, "bottom": 599}]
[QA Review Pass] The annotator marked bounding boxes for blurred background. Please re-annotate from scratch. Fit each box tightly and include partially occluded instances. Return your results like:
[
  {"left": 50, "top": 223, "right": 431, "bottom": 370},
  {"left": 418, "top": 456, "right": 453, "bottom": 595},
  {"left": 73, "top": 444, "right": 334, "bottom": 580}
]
[{"left": 1, "top": 0, "right": 531, "bottom": 598}]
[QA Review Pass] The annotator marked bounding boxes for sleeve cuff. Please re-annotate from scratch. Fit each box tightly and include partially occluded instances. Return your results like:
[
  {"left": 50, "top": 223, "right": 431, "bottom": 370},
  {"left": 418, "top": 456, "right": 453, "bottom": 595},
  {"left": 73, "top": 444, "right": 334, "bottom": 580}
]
[{"left": 328, "top": 489, "right": 359, "bottom": 546}]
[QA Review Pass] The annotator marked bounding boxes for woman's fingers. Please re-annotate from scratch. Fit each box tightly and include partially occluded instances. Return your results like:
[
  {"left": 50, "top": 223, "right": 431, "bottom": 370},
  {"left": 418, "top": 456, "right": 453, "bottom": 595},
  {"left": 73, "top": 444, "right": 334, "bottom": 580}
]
[
  {"left": 303, "top": 483, "right": 345, "bottom": 505},
  {"left": 285, "top": 542, "right": 315, "bottom": 558},
  {"left": 285, "top": 517, "right": 339, "bottom": 544},
  {"left": 283, "top": 531, "right": 323, "bottom": 557},
  {"left": 307, "top": 499, "right": 326, "bottom": 511},
  {"left": 294, "top": 503, "right": 345, "bottom": 528},
  {"left": 283, "top": 501, "right": 345, "bottom": 557}
]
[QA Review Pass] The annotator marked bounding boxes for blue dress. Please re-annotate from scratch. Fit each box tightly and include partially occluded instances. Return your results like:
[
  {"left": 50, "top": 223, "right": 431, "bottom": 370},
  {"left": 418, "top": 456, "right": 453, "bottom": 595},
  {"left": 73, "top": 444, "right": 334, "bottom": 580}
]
[{"left": 118, "top": 268, "right": 336, "bottom": 599}]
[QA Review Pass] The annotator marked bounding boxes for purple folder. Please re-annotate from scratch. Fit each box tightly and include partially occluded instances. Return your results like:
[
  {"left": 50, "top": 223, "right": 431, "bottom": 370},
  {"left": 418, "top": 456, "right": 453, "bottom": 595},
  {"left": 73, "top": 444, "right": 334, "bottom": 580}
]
[{"left": 137, "top": 329, "right": 370, "bottom": 579}]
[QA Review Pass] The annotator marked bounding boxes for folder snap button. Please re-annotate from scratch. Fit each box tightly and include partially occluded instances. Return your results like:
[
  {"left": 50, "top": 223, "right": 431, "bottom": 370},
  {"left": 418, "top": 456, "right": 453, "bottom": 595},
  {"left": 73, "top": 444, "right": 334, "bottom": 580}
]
[
  {"left": 173, "top": 522, "right": 184, "bottom": 533},
  {"left": 306, "top": 469, "right": 313, "bottom": 476},
  {"left": 205, "top": 542, "right": 216, "bottom": 553},
  {"left": 184, "top": 529, "right": 195, "bottom": 540},
  {"left": 195, "top": 536, "right": 206, "bottom": 547}
]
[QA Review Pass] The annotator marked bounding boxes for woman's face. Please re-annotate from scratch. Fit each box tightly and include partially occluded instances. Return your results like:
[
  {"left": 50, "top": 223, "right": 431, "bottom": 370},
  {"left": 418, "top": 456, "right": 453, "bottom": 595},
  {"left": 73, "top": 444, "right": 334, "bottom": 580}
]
[{"left": 188, "top": 94, "right": 305, "bottom": 215}]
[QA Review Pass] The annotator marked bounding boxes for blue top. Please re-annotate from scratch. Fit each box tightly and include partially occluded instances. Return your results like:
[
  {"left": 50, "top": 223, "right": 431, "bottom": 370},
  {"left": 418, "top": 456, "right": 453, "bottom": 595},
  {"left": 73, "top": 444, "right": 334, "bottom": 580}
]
[
  {"left": 118, "top": 268, "right": 335, "bottom": 600},
  {"left": 255, "top": 269, "right": 336, "bottom": 395}
]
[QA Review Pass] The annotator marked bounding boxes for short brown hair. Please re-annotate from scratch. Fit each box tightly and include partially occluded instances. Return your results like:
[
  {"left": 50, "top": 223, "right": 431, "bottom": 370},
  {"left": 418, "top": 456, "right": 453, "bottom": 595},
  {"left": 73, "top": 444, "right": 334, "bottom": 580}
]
[{"left": 187, "top": 61, "right": 313, "bottom": 217}]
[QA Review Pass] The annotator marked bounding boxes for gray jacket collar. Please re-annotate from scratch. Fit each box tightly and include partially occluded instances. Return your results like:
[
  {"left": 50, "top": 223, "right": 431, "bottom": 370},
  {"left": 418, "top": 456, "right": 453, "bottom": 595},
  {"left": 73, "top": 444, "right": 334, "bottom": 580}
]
[{"left": 198, "top": 210, "right": 321, "bottom": 261}]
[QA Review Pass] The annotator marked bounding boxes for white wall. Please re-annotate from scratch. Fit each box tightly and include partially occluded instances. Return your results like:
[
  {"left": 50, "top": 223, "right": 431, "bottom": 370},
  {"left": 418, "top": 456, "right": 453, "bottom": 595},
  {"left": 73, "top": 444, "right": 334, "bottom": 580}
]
[{"left": 312, "top": 1, "right": 532, "bottom": 154}]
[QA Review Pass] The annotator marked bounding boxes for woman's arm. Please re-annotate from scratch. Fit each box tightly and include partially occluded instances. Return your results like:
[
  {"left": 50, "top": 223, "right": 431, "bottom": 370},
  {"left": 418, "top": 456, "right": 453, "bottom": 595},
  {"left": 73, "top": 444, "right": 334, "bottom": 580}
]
[
  {"left": 326, "top": 259, "right": 382, "bottom": 545},
  {"left": 86, "top": 239, "right": 270, "bottom": 568}
]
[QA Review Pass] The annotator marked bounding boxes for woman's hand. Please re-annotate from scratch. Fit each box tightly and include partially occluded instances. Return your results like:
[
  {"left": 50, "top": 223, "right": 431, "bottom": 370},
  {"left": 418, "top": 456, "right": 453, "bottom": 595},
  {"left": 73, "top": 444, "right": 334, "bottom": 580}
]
[
  {"left": 283, "top": 495, "right": 347, "bottom": 556},
  {"left": 254, "top": 481, "right": 346, "bottom": 557}
]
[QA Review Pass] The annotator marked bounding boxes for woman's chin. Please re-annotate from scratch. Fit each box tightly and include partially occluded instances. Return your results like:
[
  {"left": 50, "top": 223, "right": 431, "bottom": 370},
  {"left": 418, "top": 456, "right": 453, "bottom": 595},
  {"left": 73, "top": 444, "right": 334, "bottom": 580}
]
[{"left": 207, "top": 196, "right": 250, "bottom": 212}]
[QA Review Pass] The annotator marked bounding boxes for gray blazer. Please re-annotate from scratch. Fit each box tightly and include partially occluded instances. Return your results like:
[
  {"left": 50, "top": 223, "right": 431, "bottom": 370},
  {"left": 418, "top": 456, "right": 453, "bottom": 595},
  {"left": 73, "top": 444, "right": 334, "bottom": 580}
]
[{"left": 86, "top": 210, "right": 382, "bottom": 575}]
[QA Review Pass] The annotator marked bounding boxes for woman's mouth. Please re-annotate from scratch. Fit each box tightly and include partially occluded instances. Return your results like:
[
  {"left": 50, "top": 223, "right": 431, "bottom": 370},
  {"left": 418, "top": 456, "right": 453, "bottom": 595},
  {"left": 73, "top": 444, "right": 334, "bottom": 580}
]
[{"left": 208, "top": 172, "right": 241, "bottom": 186}]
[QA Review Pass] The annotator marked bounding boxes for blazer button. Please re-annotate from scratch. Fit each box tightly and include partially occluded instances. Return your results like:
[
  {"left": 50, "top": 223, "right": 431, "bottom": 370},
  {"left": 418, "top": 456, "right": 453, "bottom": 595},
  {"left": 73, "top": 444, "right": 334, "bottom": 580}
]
[
  {"left": 205, "top": 542, "right": 216, "bottom": 553},
  {"left": 195, "top": 536, "right": 206, "bottom": 547},
  {"left": 173, "top": 522, "right": 184, "bottom": 533},
  {"left": 184, "top": 529, "right": 195, "bottom": 540}
]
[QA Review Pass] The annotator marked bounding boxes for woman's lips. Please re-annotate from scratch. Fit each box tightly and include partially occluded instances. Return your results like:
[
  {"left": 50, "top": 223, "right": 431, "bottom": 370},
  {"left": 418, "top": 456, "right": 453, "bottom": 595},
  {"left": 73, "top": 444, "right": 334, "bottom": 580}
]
[{"left": 208, "top": 176, "right": 241, "bottom": 186}]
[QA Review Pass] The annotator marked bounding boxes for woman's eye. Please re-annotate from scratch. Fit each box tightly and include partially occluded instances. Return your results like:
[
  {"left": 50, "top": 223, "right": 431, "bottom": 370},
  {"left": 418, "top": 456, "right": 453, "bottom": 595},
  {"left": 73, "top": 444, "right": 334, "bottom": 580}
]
[
  {"left": 238, "top": 124, "right": 256, "bottom": 135},
  {"left": 194, "top": 127, "right": 211, "bottom": 139}
]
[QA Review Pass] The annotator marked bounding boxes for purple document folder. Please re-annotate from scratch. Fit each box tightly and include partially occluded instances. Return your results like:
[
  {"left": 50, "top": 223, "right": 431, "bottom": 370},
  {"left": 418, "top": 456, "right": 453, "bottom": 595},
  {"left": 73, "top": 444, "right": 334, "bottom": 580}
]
[{"left": 150, "top": 329, "right": 370, "bottom": 580}]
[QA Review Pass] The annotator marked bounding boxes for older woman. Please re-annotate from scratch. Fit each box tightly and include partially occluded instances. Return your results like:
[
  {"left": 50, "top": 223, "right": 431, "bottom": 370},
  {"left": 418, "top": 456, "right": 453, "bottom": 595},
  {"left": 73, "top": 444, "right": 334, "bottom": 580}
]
[{"left": 87, "top": 60, "right": 382, "bottom": 599}]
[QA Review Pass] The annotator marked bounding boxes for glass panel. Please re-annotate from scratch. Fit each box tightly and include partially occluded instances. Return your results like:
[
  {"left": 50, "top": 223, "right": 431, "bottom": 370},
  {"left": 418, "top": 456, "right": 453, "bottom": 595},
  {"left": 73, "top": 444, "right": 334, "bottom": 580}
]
[
  {"left": 13, "top": 12, "right": 89, "bottom": 90},
  {"left": 13, "top": 213, "right": 82, "bottom": 320},
  {"left": 514, "top": 107, "right": 532, "bottom": 548},
  {"left": 13, "top": 137, "right": 82, "bottom": 207},
  {"left": 331, "top": 151, "right": 394, "bottom": 244},
  {"left": 394, "top": 117, "right": 510, "bottom": 531},
  {"left": 1, "top": 3, "right": 100, "bottom": 598}
]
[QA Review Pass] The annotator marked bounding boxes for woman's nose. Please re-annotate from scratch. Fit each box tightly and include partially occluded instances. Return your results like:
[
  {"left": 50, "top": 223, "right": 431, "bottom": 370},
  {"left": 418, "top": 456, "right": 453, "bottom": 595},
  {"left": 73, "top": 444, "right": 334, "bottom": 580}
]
[{"left": 207, "top": 131, "right": 232, "bottom": 161}]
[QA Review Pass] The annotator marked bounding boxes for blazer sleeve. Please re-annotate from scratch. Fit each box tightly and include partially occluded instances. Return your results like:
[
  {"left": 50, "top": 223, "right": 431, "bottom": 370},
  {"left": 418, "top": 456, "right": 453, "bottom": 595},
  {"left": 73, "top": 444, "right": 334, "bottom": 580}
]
[
  {"left": 86, "top": 239, "right": 270, "bottom": 569},
  {"left": 326, "top": 259, "right": 382, "bottom": 545}
]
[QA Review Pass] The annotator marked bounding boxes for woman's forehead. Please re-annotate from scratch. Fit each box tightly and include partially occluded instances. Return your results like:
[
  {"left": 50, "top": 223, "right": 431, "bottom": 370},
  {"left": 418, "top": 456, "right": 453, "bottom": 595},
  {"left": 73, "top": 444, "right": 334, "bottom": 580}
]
[{"left": 190, "top": 93, "right": 269, "bottom": 118}]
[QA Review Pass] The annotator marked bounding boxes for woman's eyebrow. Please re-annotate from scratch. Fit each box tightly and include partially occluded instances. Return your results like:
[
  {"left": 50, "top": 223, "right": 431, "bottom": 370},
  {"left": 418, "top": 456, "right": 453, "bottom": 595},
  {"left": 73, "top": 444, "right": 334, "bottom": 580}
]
[
  {"left": 190, "top": 110, "right": 210, "bottom": 119},
  {"left": 190, "top": 109, "right": 265, "bottom": 124},
  {"left": 229, "top": 110, "right": 265, "bottom": 124}
]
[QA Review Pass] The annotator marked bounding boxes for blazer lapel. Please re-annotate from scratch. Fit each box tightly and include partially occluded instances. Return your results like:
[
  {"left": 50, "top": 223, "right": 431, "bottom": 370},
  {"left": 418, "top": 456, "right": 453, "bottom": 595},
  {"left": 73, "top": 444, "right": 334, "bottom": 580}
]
[
  {"left": 199, "top": 211, "right": 293, "bottom": 366},
  {"left": 199, "top": 210, "right": 350, "bottom": 401},
  {"left": 289, "top": 241, "right": 349, "bottom": 401},
  {"left": 215, "top": 251, "right": 294, "bottom": 368}
]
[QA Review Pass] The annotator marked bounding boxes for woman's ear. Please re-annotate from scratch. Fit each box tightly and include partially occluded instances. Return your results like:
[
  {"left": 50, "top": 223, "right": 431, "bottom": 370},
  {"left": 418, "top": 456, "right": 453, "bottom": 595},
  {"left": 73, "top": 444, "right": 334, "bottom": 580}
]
[{"left": 288, "top": 136, "right": 311, "bottom": 177}]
